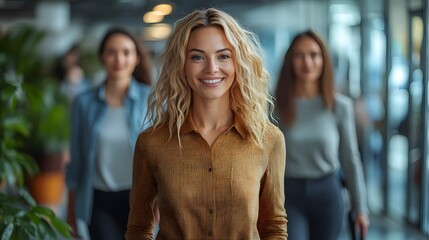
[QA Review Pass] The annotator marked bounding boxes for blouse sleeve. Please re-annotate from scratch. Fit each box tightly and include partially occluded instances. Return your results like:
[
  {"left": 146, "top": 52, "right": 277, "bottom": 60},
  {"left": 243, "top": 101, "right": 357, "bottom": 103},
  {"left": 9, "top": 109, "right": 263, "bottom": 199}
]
[
  {"left": 257, "top": 126, "right": 288, "bottom": 239},
  {"left": 125, "top": 132, "right": 157, "bottom": 240}
]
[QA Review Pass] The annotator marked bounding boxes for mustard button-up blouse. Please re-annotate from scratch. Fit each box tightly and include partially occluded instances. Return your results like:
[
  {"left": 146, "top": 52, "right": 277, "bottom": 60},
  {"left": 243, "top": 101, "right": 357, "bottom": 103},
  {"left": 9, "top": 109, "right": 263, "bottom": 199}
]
[{"left": 126, "top": 114, "right": 287, "bottom": 240}]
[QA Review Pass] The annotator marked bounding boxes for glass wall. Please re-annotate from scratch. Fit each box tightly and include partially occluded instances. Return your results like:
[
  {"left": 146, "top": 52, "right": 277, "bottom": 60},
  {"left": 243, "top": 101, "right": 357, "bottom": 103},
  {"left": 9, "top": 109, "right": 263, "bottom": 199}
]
[
  {"left": 407, "top": 6, "right": 424, "bottom": 227},
  {"left": 357, "top": 0, "right": 387, "bottom": 215},
  {"left": 386, "top": 0, "right": 428, "bottom": 236},
  {"left": 421, "top": 0, "right": 428, "bottom": 235},
  {"left": 386, "top": 0, "right": 410, "bottom": 221}
]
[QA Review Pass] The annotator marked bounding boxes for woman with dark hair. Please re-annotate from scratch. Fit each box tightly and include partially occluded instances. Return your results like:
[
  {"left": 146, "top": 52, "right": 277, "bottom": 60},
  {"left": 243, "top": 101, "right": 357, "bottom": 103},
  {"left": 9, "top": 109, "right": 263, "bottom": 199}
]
[
  {"left": 275, "top": 30, "right": 369, "bottom": 240},
  {"left": 66, "top": 26, "right": 152, "bottom": 240},
  {"left": 55, "top": 43, "right": 91, "bottom": 103}
]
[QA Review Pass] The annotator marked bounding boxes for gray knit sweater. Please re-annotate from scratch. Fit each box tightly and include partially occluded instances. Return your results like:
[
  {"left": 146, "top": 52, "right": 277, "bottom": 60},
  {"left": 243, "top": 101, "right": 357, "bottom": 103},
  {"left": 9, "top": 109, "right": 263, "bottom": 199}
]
[{"left": 279, "top": 94, "right": 368, "bottom": 214}]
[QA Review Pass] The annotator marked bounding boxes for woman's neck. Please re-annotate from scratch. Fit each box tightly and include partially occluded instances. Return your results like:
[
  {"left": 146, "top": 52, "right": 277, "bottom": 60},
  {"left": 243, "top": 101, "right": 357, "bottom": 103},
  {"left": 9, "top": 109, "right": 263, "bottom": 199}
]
[
  {"left": 295, "top": 79, "right": 320, "bottom": 98},
  {"left": 191, "top": 98, "right": 234, "bottom": 146},
  {"left": 105, "top": 77, "right": 131, "bottom": 107},
  {"left": 192, "top": 103, "right": 233, "bottom": 130}
]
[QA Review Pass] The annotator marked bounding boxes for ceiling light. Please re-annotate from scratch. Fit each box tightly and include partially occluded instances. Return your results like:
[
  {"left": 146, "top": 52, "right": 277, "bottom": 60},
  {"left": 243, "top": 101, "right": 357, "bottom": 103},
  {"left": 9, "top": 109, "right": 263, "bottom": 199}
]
[
  {"left": 153, "top": 3, "right": 173, "bottom": 15},
  {"left": 143, "top": 23, "right": 172, "bottom": 41},
  {"left": 143, "top": 11, "right": 164, "bottom": 23}
]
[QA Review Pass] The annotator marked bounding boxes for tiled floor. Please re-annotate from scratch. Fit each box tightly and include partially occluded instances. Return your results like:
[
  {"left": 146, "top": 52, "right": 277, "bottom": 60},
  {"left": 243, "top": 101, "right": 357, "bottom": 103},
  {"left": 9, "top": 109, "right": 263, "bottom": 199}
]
[
  {"left": 339, "top": 181, "right": 428, "bottom": 240},
  {"left": 340, "top": 213, "right": 428, "bottom": 240}
]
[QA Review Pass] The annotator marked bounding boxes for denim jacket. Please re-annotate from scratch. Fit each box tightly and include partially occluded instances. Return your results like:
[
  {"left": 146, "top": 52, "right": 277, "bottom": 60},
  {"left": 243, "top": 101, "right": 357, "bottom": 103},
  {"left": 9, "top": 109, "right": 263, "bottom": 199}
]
[{"left": 66, "top": 78, "right": 151, "bottom": 223}]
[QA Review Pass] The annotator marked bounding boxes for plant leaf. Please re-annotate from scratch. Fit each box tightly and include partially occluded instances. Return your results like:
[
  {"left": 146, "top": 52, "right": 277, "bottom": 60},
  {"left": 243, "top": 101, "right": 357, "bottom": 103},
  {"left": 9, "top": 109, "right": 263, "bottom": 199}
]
[
  {"left": 25, "top": 212, "right": 41, "bottom": 226},
  {"left": 38, "top": 218, "right": 57, "bottom": 240},
  {"left": 49, "top": 216, "right": 72, "bottom": 238},
  {"left": 4, "top": 162, "right": 16, "bottom": 186},
  {"left": 32, "top": 206, "right": 55, "bottom": 218},
  {"left": 18, "top": 188, "right": 36, "bottom": 207},
  {"left": 15, "top": 217, "right": 37, "bottom": 237},
  {"left": 13, "top": 227, "right": 29, "bottom": 240},
  {"left": 3, "top": 117, "right": 30, "bottom": 137},
  {"left": 15, "top": 153, "right": 38, "bottom": 177},
  {"left": 1, "top": 223, "right": 14, "bottom": 240},
  {"left": 10, "top": 159, "right": 24, "bottom": 187}
]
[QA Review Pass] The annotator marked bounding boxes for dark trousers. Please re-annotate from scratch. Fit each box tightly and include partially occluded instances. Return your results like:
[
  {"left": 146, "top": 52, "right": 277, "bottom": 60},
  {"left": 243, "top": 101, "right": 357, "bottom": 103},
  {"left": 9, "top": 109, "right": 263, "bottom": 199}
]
[
  {"left": 89, "top": 189, "right": 130, "bottom": 240},
  {"left": 285, "top": 172, "right": 345, "bottom": 240}
]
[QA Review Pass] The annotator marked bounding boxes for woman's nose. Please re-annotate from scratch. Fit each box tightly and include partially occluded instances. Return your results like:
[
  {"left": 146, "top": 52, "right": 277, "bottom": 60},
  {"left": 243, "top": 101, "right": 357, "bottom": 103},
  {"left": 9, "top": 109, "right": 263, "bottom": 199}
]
[
  {"left": 303, "top": 55, "right": 312, "bottom": 65},
  {"left": 204, "top": 59, "right": 219, "bottom": 74},
  {"left": 113, "top": 52, "right": 124, "bottom": 64}
]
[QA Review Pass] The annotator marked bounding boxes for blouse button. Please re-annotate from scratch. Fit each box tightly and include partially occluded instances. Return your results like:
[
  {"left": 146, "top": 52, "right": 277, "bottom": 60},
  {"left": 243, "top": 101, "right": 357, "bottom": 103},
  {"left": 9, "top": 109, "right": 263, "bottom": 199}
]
[
  {"left": 208, "top": 231, "right": 213, "bottom": 236},
  {"left": 209, "top": 208, "right": 213, "bottom": 214},
  {"left": 208, "top": 167, "right": 212, "bottom": 172}
]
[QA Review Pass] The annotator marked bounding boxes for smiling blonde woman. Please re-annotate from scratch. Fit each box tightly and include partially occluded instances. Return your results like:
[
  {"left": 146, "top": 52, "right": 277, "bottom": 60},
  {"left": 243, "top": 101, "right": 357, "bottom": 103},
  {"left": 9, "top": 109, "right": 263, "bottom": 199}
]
[{"left": 126, "top": 8, "right": 287, "bottom": 240}]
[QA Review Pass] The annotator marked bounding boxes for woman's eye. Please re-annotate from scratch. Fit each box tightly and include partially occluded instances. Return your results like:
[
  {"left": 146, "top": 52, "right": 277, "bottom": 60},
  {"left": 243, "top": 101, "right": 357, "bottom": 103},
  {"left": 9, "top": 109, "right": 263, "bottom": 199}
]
[
  {"left": 219, "top": 54, "right": 230, "bottom": 60},
  {"left": 311, "top": 52, "right": 320, "bottom": 58},
  {"left": 190, "top": 55, "right": 203, "bottom": 60}
]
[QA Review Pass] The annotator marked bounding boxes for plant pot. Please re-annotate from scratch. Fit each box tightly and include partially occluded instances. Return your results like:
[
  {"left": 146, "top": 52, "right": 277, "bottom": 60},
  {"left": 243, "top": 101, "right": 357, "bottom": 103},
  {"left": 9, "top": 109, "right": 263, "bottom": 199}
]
[
  {"left": 27, "top": 172, "right": 65, "bottom": 205},
  {"left": 26, "top": 152, "right": 68, "bottom": 206},
  {"left": 37, "top": 151, "right": 69, "bottom": 172}
]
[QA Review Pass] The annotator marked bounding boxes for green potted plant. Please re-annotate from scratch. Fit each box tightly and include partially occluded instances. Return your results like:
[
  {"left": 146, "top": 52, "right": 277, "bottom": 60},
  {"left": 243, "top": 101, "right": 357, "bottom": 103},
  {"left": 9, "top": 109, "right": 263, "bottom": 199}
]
[
  {"left": 24, "top": 75, "right": 70, "bottom": 170},
  {"left": 24, "top": 77, "right": 71, "bottom": 205},
  {"left": 4, "top": 24, "right": 71, "bottom": 206},
  {"left": 0, "top": 24, "right": 72, "bottom": 239}
]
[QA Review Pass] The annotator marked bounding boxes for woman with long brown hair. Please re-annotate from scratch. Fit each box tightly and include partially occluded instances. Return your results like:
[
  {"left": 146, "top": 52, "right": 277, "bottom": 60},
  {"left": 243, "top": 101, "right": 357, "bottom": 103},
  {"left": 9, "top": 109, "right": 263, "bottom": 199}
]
[{"left": 275, "top": 30, "right": 369, "bottom": 240}]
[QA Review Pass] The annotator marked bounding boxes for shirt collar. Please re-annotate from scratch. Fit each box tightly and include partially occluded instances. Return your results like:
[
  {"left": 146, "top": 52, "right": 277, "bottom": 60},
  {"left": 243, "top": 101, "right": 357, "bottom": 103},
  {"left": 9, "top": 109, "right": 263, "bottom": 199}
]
[
  {"left": 97, "top": 78, "right": 141, "bottom": 102},
  {"left": 180, "top": 112, "right": 247, "bottom": 139}
]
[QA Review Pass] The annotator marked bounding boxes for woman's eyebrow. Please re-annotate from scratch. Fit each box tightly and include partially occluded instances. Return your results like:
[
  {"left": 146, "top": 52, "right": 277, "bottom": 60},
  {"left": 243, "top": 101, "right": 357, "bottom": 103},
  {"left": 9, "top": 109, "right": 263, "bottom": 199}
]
[{"left": 188, "top": 48, "right": 232, "bottom": 53}]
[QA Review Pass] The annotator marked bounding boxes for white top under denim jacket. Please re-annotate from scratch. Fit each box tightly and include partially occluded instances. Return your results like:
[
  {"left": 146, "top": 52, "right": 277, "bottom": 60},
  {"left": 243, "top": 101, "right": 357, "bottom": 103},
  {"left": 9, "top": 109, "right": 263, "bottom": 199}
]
[{"left": 66, "top": 78, "right": 151, "bottom": 223}]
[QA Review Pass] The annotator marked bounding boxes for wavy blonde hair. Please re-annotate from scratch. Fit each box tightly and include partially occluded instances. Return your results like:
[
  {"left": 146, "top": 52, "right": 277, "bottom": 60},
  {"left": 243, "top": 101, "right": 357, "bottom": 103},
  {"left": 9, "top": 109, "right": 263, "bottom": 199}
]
[{"left": 147, "top": 8, "right": 273, "bottom": 148}]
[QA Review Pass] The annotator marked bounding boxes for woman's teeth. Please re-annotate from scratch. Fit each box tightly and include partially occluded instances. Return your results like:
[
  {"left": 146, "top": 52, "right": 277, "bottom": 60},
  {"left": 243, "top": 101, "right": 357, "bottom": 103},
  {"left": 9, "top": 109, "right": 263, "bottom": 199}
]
[{"left": 201, "top": 78, "right": 222, "bottom": 84}]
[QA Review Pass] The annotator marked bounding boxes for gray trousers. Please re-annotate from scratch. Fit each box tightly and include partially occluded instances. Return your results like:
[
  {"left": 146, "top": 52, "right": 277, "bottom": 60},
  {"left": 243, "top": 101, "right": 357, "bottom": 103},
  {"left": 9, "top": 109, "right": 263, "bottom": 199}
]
[{"left": 285, "top": 172, "right": 345, "bottom": 240}]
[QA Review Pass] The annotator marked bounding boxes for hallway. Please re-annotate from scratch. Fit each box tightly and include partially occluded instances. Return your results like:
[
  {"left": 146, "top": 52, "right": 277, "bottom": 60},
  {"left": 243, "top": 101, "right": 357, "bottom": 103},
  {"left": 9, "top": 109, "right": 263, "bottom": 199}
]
[{"left": 340, "top": 214, "right": 428, "bottom": 240}]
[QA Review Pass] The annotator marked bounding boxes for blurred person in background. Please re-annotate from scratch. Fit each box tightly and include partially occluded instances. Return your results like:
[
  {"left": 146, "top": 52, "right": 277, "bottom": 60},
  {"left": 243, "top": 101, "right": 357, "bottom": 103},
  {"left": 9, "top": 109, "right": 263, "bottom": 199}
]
[
  {"left": 55, "top": 44, "right": 91, "bottom": 104},
  {"left": 125, "top": 8, "right": 287, "bottom": 240},
  {"left": 275, "top": 30, "right": 369, "bottom": 240},
  {"left": 66, "top": 26, "right": 152, "bottom": 240}
]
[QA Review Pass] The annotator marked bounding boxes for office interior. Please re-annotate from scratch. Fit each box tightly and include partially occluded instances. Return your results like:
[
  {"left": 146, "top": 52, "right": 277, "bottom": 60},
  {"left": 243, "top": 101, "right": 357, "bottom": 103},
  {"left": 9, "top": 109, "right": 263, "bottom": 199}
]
[{"left": 0, "top": 0, "right": 428, "bottom": 239}]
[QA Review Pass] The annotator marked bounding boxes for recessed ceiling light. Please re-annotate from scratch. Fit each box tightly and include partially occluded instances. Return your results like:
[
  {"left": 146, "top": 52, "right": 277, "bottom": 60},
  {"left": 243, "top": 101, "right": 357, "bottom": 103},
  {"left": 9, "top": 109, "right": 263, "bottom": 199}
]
[
  {"left": 153, "top": 3, "right": 173, "bottom": 15},
  {"left": 143, "top": 11, "right": 164, "bottom": 23}
]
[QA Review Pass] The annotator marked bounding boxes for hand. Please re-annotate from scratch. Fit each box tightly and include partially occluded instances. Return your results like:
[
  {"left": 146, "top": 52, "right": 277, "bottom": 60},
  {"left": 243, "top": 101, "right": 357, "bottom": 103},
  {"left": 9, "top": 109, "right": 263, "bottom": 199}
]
[
  {"left": 355, "top": 213, "right": 370, "bottom": 239},
  {"left": 67, "top": 191, "right": 81, "bottom": 239},
  {"left": 67, "top": 213, "right": 81, "bottom": 239}
]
